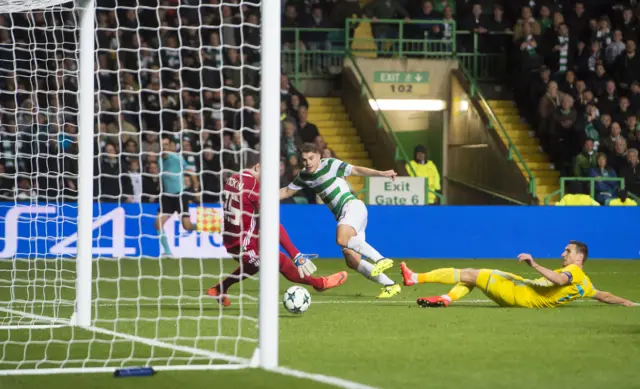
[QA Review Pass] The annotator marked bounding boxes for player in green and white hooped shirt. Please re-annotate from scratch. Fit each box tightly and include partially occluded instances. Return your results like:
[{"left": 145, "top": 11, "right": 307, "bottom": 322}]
[{"left": 280, "top": 143, "right": 401, "bottom": 299}]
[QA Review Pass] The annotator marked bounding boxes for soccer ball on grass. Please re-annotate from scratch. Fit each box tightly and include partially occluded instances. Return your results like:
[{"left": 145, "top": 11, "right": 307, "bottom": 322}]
[{"left": 283, "top": 286, "right": 311, "bottom": 314}]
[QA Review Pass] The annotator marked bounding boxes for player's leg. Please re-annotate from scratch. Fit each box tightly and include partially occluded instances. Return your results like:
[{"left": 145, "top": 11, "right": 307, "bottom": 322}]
[
  {"left": 343, "top": 248, "right": 400, "bottom": 298},
  {"left": 400, "top": 262, "right": 481, "bottom": 286},
  {"left": 336, "top": 212, "right": 397, "bottom": 289},
  {"left": 278, "top": 252, "right": 347, "bottom": 292},
  {"left": 416, "top": 283, "right": 476, "bottom": 308},
  {"left": 179, "top": 194, "right": 197, "bottom": 231},
  {"left": 279, "top": 223, "right": 301, "bottom": 259},
  {"left": 336, "top": 200, "right": 394, "bottom": 277},
  {"left": 402, "top": 263, "right": 522, "bottom": 307},
  {"left": 336, "top": 200, "right": 384, "bottom": 262},
  {"left": 343, "top": 247, "right": 393, "bottom": 286},
  {"left": 155, "top": 195, "right": 174, "bottom": 256},
  {"left": 207, "top": 249, "right": 260, "bottom": 307}
]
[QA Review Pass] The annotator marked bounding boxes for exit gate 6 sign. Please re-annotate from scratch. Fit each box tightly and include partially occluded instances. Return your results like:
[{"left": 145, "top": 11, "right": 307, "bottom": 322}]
[
  {"left": 367, "top": 177, "right": 427, "bottom": 205},
  {"left": 373, "top": 71, "right": 429, "bottom": 96}
]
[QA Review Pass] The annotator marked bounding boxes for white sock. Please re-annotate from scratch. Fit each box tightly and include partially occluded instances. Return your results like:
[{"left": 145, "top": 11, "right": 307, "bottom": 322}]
[
  {"left": 346, "top": 236, "right": 384, "bottom": 262},
  {"left": 410, "top": 272, "right": 418, "bottom": 283},
  {"left": 440, "top": 294, "right": 452, "bottom": 302},
  {"left": 357, "top": 260, "right": 395, "bottom": 286}
]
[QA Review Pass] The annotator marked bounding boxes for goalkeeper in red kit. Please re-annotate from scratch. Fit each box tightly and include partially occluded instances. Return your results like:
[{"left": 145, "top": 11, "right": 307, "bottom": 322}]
[{"left": 206, "top": 154, "right": 347, "bottom": 306}]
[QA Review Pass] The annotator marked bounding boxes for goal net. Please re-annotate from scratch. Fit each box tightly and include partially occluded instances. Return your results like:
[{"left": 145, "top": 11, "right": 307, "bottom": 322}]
[{"left": 0, "top": 0, "right": 279, "bottom": 374}]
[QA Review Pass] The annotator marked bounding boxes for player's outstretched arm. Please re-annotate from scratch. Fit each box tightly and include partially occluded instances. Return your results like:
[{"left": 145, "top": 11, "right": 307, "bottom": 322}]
[
  {"left": 280, "top": 187, "right": 297, "bottom": 200},
  {"left": 351, "top": 166, "right": 397, "bottom": 180},
  {"left": 517, "top": 253, "right": 570, "bottom": 285},
  {"left": 593, "top": 291, "right": 636, "bottom": 306}
]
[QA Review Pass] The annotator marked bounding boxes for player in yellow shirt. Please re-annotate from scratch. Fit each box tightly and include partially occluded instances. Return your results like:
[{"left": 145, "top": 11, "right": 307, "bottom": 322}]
[{"left": 400, "top": 241, "right": 636, "bottom": 308}]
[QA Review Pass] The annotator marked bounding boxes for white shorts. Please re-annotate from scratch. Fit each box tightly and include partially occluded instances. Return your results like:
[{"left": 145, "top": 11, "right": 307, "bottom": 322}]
[{"left": 337, "top": 199, "right": 368, "bottom": 240}]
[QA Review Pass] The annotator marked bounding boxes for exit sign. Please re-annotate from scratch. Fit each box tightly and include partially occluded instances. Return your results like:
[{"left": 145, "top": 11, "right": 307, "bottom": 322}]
[{"left": 374, "top": 71, "right": 429, "bottom": 84}]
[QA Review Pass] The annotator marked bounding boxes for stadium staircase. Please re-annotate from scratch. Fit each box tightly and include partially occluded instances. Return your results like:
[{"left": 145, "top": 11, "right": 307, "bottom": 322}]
[
  {"left": 307, "top": 97, "right": 371, "bottom": 197},
  {"left": 488, "top": 100, "right": 561, "bottom": 202}
]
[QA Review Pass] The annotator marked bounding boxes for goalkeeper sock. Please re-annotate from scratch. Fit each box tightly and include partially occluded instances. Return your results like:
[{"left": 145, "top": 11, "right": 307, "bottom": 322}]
[
  {"left": 278, "top": 253, "right": 324, "bottom": 289},
  {"left": 346, "top": 236, "right": 384, "bottom": 262},
  {"left": 157, "top": 228, "right": 172, "bottom": 256},
  {"left": 417, "top": 268, "right": 460, "bottom": 285},
  {"left": 445, "top": 282, "right": 474, "bottom": 301},
  {"left": 279, "top": 224, "right": 301, "bottom": 259},
  {"left": 219, "top": 262, "right": 259, "bottom": 294},
  {"left": 357, "top": 260, "right": 395, "bottom": 286}
]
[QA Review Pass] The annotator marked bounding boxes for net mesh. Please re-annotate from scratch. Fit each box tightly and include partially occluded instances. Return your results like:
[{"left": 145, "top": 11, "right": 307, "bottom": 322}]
[{"left": 0, "top": 0, "right": 262, "bottom": 371}]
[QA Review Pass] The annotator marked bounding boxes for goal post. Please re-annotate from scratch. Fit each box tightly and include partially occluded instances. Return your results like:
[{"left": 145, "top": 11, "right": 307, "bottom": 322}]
[
  {"left": 75, "top": 0, "right": 95, "bottom": 329},
  {"left": 258, "top": 0, "right": 281, "bottom": 370},
  {"left": 0, "top": 0, "right": 282, "bottom": 374}
]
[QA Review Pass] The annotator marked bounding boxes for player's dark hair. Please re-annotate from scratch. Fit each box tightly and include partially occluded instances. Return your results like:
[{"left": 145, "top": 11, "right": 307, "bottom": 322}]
[
  {"left": 245, "top": 151, "right": 260, "bottom": 168},
  {"left": 569, "top": 240, "right": 588, "bottom": 261},
  {"left": 300, "top": 142, "right": 321, "bottom": 155},
  {"left": 162, "top": 135, "right": 176, "bottom": 144}
]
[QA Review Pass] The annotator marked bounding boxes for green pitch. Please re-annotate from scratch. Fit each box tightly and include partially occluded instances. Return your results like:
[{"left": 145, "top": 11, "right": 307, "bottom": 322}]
[{"left": 2, "top": 259, "right": 640, "bottom": 389}]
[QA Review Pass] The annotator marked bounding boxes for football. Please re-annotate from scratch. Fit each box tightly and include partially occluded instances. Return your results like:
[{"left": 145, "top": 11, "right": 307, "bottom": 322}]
[{"left": 282, "top": 286, "right": 311, "bottom": 314}]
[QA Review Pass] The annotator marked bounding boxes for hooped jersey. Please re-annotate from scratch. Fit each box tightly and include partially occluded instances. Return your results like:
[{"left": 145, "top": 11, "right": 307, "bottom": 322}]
[{"left": 288, "top": 158, "right": 356, "bottom": 219}]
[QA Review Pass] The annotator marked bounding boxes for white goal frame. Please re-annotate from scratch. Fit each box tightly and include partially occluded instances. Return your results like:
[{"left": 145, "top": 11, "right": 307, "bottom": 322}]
[{"left": 0, "top": 0, "right": 281, "bottom": 374}]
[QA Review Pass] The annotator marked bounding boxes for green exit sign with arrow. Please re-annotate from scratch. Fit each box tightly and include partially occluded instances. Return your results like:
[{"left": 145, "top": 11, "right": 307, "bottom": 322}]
[
  {"left": 373, "top": 71, "right": 429, "bottom": 95},
  {"left": 374, "top": 71, "right": 429, "bottom": 83}
]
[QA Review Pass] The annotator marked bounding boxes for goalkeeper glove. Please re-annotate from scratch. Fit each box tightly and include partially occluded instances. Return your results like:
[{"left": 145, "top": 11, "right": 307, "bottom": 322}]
[{"left": 293, "top": 253, "right": 318, "bottom": 278}]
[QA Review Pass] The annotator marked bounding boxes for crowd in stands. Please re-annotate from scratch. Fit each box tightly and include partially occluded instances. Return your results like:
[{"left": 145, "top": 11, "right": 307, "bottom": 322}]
[
  {"left": 1, "top": 0, "right": 638, "bottom": 205},
  {"left": 0, "top": 0, "right": 341, "bottom": 204},
  {"left": 499, "top": 1, "right": 640, "bottom": 201}
]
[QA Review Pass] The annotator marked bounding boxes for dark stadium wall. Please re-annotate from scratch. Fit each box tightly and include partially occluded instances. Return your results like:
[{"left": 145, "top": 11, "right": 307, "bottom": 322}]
[{"left": 446, "top": 70, "right": 533, "bottom": 204}]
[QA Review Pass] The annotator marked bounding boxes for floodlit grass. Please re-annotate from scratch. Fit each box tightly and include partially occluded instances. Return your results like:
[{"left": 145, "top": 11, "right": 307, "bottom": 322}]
[{"left": 2, "top": 259, "right": 640, "bottom": 389}]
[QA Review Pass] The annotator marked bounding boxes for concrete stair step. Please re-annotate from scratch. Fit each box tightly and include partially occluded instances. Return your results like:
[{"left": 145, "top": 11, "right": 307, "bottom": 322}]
[
  {"left": 517, "top": 161, "right": 554, "bottom": 170},
  {"left": 491, "top": 108, "right": 520, "bottom": 115},
  {"left": 521, "top": 153, "right": 549, "bottom": 163},
  {"left": 331, "top": 143, "right": 365, "bottom": 152},
  {"left": 500, "top": 136, "right": 540, "bottom": 147},
  {"left": 319, "top": 127, "right": 358, "bottom": 136},
  {"left": 315, "top": 120, "right": 353, "bottom": 128},
  {"left": 530, "top": 169, "right": 560, "bottom": 178},
  {"left": 499, "top": 132, "right": 535, "bottom": 141},
  {"left": 488, "top": 100, "right": 516, "bottom": 108},
  {"left": 535, "top": 176, "right": 560, "bottom": 186},
  {"left": 333, "top": 150, "right": 369, "bottom": 159},
  {"left": 308, "top": 112, "right": 350, "bottom": 121},
  {"left": 309, "top": 105, "right": 346, "bottom": 114},
  {"left": 342, "top": 158, "right": 372, "bottom": 167},
  {"left": 501, "top": 123, "right": 531, "bottom": 131},
  {"left": 517, "top": 145, "right": 544, "bottom": 154},
  {"left": 536, "top": 185, "right": 559, "bottom": 197},
  {"left": 322, "top": 135, "right": 362, "bottom": 144},
  {"left": 307, "top": 97, "right": 341, "bottom": 106},
  {"left": 496, "top": 116, "right": 524, "bottom": 124}
]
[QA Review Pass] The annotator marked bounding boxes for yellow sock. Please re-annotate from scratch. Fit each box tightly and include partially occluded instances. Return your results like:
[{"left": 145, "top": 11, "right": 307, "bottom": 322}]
[
  {"left": 417, "top": 268, "right": 460, "bottom": 284},
  {"left": 445, "top": 282, "right": 473, "bottom": 301}
]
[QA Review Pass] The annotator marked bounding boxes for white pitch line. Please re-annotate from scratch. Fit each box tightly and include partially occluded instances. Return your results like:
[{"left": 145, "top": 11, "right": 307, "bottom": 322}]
[{"left": 1, "top": 299, "right": 610, "bottom": 309}]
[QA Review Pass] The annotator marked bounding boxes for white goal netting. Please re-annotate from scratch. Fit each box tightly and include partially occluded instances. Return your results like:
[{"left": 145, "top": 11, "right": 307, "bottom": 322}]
[{"left": 0, "top": 0, "right": 263, "bottom": 372}]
